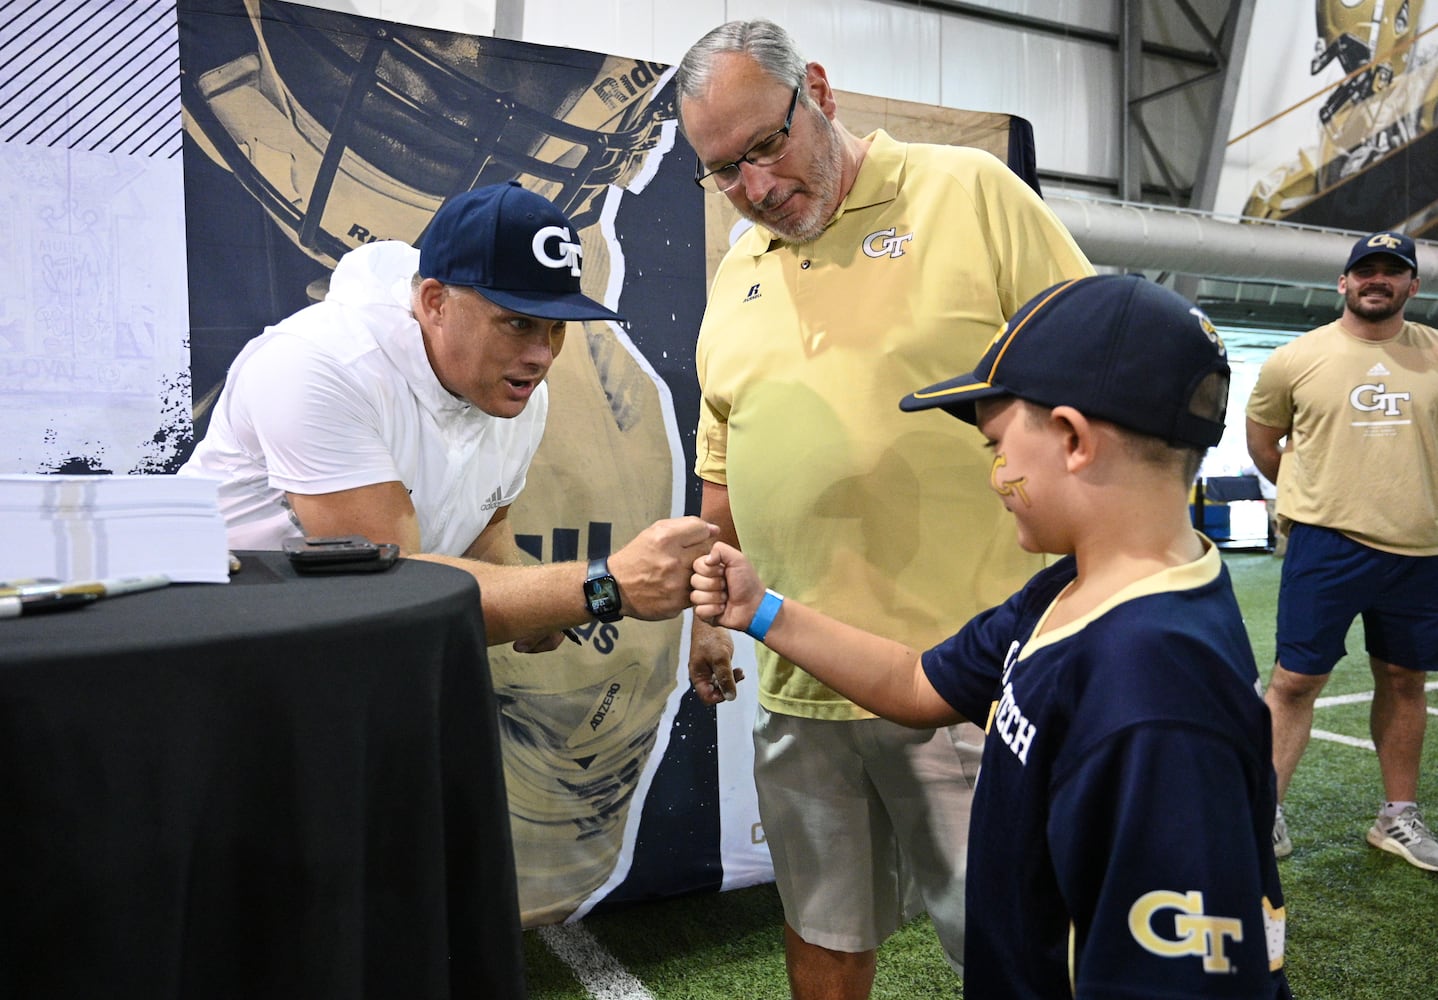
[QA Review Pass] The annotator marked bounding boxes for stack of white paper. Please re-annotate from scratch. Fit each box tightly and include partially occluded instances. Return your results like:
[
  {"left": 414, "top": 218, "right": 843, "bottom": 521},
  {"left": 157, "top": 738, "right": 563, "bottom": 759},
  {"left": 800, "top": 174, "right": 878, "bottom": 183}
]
[{"left": 0, "top": 474, "right": 231, "bottom": 584}]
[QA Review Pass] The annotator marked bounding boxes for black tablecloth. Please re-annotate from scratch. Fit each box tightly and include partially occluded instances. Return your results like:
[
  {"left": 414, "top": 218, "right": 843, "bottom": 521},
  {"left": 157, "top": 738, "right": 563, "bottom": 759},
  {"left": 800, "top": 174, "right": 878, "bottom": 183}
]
[{"left": 0, "top": 552, "right": 526, "bottom": 999}]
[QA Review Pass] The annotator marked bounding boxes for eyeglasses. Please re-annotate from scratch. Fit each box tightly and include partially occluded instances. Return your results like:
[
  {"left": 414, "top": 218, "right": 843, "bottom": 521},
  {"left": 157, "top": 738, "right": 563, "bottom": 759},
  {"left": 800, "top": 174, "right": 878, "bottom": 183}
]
[{"left": 693, "top": 86, "right": 800, "bottom": 193}]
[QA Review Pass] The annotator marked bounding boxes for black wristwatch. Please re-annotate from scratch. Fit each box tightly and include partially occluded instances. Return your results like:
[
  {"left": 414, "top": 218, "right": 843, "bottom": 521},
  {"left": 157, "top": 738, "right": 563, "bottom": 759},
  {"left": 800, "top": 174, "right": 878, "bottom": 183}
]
[{"left": 583, "top": 556, "right": 623, "bottom": 623}]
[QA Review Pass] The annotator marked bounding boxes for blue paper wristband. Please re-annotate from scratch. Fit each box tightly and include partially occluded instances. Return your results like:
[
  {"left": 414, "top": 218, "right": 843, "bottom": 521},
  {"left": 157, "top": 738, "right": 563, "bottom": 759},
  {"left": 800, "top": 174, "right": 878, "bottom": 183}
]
[{"left": 746, "top": 589, "right": 785, "bottom": 642}]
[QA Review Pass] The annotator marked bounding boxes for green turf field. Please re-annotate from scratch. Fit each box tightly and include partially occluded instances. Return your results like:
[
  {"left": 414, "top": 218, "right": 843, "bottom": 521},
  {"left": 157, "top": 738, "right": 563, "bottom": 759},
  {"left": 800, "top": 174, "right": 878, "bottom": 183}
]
[{"left": 525, "top": 550, "right": 1438, "bottom": 998}]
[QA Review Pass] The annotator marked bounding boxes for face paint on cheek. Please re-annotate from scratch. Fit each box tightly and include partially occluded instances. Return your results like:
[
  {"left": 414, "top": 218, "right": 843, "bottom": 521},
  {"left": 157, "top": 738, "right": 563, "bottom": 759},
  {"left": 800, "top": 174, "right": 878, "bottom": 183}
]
[{"left": 990, "top": 452, "right": 1031, "bottom": 507}]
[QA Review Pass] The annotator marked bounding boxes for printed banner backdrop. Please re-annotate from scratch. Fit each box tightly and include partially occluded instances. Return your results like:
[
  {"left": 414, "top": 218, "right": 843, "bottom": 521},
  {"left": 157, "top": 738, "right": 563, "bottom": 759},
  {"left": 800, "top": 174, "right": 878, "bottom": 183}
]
[
  {"left": 175, "top": 0, "right": 760, "bottom": 926},
  {"left": 1219, "top": 0, "right": 1438, "bottom": 236},
  {"left": 3, "top": 0, "right": 1039, "bottom": 929}
]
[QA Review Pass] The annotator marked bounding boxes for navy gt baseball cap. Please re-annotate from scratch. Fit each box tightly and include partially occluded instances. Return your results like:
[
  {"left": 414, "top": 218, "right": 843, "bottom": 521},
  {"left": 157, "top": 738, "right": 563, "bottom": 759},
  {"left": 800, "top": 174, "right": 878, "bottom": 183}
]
[
  {"left": 1344, "top": 230, "right": 1418, "bottom": 273},
  {"left": 418, "top": 181, "right": 623, "bottom": 322},
  {"left": 900, "top": 274, "right": 1229, "bottom": 448}
]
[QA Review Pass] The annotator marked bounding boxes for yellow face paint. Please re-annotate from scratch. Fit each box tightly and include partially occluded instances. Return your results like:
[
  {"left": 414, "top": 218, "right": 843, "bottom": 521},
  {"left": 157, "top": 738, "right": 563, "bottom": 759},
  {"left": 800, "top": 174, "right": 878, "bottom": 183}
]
[{"left": 990, "top": 453, "right": 1031, "bottom": 507}]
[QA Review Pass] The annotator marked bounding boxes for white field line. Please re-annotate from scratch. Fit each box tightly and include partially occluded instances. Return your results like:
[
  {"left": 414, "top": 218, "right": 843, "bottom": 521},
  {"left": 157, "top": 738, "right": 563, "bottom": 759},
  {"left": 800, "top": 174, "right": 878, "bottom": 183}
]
[
  {"left": 1310, "top": 729, "right": 1376, "bottom": 750},
  {"left": 538, "top": 923, "right": 656, "bottom": 1000},
  {"left": 1309, "top": 682, "right": 1438, "bottom": 744}
]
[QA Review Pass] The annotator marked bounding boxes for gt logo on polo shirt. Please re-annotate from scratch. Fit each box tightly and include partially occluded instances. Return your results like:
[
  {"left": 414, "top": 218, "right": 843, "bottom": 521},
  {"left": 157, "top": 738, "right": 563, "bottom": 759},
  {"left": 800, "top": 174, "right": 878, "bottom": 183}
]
[
  {"left": 1128, "top": 889, "right": 1243, "bottom": 973},
  {"left": 862, "top": 227, "right": 915, "bottom": 259}
]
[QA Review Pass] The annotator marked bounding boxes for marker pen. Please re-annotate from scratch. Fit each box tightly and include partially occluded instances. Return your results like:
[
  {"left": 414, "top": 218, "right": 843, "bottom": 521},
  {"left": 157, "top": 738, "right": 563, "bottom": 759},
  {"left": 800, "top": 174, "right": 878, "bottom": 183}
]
[
  {"left": 0, "top": 574, "right": 171, "bottom": 613},
  {"left": 0, "top": 590, "right": 98, "bottom": 618},
  {"left": 0, "top": 577, "right": 62, "bottom": 599}
]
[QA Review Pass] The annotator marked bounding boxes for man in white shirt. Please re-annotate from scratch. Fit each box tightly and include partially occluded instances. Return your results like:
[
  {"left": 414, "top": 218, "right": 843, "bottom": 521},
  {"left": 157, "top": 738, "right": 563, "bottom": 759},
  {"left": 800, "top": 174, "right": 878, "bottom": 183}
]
[{"left": 183, "top": 181, "right": 716, "bottom": 649}]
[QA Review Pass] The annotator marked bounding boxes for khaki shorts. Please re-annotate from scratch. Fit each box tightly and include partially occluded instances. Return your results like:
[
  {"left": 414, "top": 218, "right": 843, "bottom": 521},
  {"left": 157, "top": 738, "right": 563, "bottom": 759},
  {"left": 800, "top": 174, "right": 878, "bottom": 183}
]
[{"left": 753, "top": 706, "right": 981, "bottom": 971}]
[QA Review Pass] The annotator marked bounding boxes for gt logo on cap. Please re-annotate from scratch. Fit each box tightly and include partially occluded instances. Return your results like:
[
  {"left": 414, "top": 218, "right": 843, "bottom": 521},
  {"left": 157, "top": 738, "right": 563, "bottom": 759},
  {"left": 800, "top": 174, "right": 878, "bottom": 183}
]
[
  {"left": 533, "top": 225, "right": 583, "bottom": 277},
  {"left": 1368, "top": 233, "right": 1405, "bottom": 251}
]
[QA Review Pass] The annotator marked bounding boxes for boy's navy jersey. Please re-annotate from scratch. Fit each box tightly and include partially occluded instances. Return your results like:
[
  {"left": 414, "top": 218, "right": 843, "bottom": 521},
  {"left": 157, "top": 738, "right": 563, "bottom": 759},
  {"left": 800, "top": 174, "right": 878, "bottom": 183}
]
[{"left": 923, "top": 542, "right": 1291, "bottom": 999}]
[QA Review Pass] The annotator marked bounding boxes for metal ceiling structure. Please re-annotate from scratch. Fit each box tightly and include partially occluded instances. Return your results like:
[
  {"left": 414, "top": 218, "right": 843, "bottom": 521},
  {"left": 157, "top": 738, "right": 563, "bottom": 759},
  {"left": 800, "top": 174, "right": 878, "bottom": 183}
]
[
  {"left": 902, "top": 0, "right": 1437, "bottom": 335},
  {"left": 907, "top": 0, "right": 1253, "bottom": 206},
  {"left": 1049, "top": 194, "right": 1438, "bottom": 328},
  {"left": 499, "top": 0, "right": 1434, "bottom": 333}
]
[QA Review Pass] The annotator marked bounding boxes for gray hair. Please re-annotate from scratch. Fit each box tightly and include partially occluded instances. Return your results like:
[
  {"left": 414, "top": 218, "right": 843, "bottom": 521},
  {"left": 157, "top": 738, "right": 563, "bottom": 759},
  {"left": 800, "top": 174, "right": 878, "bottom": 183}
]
[{"left": 675, "top": 19, "right": 808, "bottom": 133}]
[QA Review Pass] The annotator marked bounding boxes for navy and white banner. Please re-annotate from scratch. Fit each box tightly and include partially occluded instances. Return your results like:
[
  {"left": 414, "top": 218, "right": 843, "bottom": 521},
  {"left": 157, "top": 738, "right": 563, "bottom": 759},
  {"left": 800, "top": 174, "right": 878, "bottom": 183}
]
[{"left": 175, "top": 0, "right": 772, "bottom": 925}]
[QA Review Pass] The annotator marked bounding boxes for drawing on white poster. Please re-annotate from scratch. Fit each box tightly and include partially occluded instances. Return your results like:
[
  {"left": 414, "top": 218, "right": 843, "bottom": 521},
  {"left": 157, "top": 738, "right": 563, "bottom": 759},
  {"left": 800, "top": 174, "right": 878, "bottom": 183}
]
[{"left": 0, "top": 0, "right": 190, "bottom": 474}]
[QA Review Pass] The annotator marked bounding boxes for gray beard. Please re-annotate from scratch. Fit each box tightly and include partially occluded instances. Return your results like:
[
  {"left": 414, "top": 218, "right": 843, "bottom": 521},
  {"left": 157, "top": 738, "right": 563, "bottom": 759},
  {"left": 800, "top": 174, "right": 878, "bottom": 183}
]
[{"left": 744, "top": 112, "right": 844, "bottom": 245}]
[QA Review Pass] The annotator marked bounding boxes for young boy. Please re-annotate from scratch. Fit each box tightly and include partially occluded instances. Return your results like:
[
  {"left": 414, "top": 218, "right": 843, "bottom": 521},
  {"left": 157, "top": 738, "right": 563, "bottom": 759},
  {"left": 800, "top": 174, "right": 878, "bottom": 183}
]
[{"left": 692, "top": 274, "right": 1292, "bottom": 998}]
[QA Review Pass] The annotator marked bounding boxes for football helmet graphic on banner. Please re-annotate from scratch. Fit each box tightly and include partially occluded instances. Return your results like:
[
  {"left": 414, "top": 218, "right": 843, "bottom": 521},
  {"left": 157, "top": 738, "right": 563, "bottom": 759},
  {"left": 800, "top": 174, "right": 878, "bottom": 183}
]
[
  {"left": 182, "top": 0, "right": 693, "bottom": 926},
  {"left": 182, "top": 0, "right": 672, "bottom": 266}
]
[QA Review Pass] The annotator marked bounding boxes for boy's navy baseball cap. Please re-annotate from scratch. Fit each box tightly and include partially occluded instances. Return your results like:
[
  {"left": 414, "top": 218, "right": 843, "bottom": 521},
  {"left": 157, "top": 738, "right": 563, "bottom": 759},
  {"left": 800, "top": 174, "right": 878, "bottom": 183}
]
[
  {"left": 418, "top": 181, "right": 623, "bottom": 322},
  {"left": 900, "top": 274, "right": 1229, "bottom": 448},
  {"left": 1344, "top": 230, "right": 1418, "bottom": 273}
]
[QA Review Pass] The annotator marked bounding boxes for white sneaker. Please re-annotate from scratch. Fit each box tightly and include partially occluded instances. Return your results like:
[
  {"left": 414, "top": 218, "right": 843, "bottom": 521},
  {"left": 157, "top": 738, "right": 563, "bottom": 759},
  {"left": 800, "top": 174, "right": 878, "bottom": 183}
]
[
  {"left": 1273, "top": 803, "right": 1292, "bottom": 859},
  {"left": 1366, "top": 805, "right": 1438, "bottom": 872}
]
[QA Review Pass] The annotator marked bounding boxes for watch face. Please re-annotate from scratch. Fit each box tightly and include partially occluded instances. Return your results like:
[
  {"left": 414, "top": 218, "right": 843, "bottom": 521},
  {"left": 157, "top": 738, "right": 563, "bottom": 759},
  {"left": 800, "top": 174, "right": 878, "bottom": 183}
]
[{"left": 584, "top": 574, "right": 622, "bottom": 621}]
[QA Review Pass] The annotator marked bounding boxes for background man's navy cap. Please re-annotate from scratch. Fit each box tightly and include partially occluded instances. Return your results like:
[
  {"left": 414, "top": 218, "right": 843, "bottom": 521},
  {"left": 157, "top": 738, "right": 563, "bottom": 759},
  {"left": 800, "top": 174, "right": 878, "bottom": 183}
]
[
  {"left": 418, "top": 181, "right": 623, "bottom": 322},
  {"left": 900, "top": 274, "right": 1229, "bottom": 448},
  {"left": 1344, "top": 231, "right": 1418, "bottom": 273}
]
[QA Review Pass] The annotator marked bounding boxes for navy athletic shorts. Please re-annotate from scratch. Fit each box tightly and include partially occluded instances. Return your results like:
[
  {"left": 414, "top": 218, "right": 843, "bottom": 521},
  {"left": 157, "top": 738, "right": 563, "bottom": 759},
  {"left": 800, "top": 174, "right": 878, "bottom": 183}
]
[{"left": 1276, "top": 522, "right": 1438, "bottom": 675}]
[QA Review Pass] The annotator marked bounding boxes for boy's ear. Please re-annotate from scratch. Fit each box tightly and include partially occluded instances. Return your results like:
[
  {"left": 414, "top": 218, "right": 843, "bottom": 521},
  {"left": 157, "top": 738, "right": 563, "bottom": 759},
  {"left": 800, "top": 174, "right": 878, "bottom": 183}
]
[{"left": 1048, "top": 405, "right": 1097, "bottom": 472}]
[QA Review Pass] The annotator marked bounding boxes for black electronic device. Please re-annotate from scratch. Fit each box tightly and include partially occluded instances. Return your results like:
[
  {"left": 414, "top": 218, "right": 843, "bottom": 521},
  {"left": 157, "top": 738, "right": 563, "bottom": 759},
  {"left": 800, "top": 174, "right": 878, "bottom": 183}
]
[{"left": 282, "top": 535, "right": 400, "bottom": 574}]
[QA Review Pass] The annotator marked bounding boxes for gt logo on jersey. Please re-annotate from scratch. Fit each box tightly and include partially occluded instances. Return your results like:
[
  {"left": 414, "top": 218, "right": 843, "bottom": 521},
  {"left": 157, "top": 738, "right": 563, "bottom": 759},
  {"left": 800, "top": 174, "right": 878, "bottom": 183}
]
[
  {"left": 1349, "top": 382, "right": 1411, "bottom": 417},
  {"left": 1129, "top": 890, "right": 1244, "bottom": 973},
  {"left": 533, "top": 225, "right": 584, "bottom": 276},
  {"left": 862, "top": 227, "right": 915, "bottom": 259}
]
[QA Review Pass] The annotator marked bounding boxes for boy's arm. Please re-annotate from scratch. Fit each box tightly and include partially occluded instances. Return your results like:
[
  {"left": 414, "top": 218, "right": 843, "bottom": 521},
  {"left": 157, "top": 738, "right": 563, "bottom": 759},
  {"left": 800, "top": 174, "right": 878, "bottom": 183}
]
[{"left": 693, "top": 543, "right": 961, "bottom": 727}]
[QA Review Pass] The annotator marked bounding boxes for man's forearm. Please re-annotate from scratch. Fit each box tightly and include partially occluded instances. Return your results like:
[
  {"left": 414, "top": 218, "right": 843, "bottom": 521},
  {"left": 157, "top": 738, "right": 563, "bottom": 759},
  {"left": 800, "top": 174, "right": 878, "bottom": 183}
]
[
  {"left": 410, "top": 553, "right": 589, "bottom": 644},
  {"left": 417, "top": 514, "right": 718, "bottom": 645}
]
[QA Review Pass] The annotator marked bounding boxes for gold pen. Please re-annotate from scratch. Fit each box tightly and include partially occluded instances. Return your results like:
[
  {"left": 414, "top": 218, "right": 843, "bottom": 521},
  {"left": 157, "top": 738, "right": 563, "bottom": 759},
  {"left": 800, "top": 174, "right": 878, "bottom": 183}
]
[{"left": 53, "top": 574, "right": 172, "bottom": 599}]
